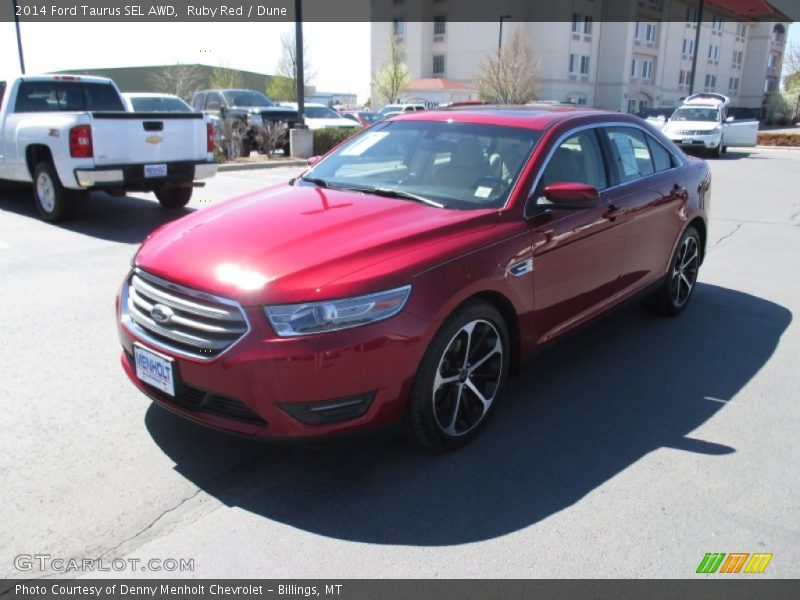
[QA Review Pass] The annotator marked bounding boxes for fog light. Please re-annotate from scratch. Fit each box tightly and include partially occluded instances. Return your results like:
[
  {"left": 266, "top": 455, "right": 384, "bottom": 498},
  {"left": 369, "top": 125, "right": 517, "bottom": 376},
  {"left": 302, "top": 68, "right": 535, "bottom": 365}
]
[{"left": 280, "top": 392, "right": 376, "bottom": 425}]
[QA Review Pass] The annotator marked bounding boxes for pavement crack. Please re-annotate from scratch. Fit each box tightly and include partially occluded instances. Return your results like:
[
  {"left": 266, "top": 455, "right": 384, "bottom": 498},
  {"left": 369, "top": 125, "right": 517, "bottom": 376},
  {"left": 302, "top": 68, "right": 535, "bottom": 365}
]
[{"left": 710, "top": 222, "right": 744, "bottom": 248}]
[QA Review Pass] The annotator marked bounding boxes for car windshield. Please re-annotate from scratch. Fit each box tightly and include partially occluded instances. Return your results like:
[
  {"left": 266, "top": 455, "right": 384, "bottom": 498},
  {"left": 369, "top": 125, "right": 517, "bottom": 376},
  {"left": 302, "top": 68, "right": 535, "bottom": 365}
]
[
  {"left": 223, "top": 90, "right": 273, "bottom": 107},
  {"left": 306, "top": 106, "right": 341, "bottom": 119},
  {"left": 378, "top": 105, "right": 401, "bottom": 116},
  {"left": 130, "top": 96, "right": 192, "bottom": 112},
  {"left": 671, "top": 108, "right": 720, "bottom": 122},
  {"left": 304, "top": 120, "right": 541, "bottom": 210}
]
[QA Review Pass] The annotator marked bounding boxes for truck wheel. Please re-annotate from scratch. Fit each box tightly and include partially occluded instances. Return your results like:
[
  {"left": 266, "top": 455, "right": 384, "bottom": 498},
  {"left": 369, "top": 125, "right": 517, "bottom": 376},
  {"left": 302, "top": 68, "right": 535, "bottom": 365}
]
[
  {"left": 713, "top": 143, "right": 723, "bottom": 158},
  {"left": 156, "top": 187, "right": 192, "bottom": 209},
  {"left": 33, "top": 162, "right": 75, "bottom": 222}
]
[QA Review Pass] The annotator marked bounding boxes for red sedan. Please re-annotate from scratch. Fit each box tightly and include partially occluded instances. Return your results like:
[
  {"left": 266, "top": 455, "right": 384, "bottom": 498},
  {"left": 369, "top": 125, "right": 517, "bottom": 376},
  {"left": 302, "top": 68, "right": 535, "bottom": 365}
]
[{"left": 117, "top": 108, "right": 710, "bottom": 451}]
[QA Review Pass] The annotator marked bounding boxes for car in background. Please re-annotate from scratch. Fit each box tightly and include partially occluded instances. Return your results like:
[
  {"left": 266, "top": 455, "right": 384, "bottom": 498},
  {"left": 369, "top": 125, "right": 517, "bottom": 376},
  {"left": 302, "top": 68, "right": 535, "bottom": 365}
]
[
  {"left": 378, "top": 103, "right": 426, "bottom": 118},
  {"left": 279, "top": 102, "right": 360, "bottom": 130},
  {"left": 118, "top": 107, "right": 710, "bottom": 451},
  {"left": 339, "top": 110, "right": 382, "bottom": 126},
  {"left": 192, "top": 89, "right": 298, "bottom": 156},
  {"left": 122, "top": 92, "right": 194, "bottom": 113}
]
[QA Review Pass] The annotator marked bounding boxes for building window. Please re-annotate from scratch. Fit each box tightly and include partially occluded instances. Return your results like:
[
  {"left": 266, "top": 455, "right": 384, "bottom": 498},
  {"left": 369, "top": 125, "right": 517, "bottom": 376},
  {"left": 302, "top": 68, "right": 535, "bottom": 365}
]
[
  {"left": 631, "top": 59, "right": 639, "bottom": 78},
  {"left": 569, "top": 54, "right": 577, "bottom": 74},
  {"left": 572, "top": 13, "right": 581, "bottom": 33},
  {"left": 708, "top": 44, "right": 720, "bottom": 62},
  {"left": 392, "top": 19, "right": 405, "bottom": 39},
  {"left": 687, "top": 5, "right": 697, "bottom": 23},
  {"left": 679, "top": 69, "right": 692, "bottom": 87},
  {"left": 580, "top": 55, "right": 590, "bottom": 75},
  {"left": 765, "top": 78, "right": 776, "bottom": 93},
  {"left": 736, "top": 23, "right": 748, "bottom": 41},
  {"left": 732, "top": 50, "right": 743, "bottom": 67},
  {"left": 682, "top": 38, "right": 694, "bottom": 57},
  {"left": 433, "top": 54, "right": 445, "bottom": 76},
  {"left": 646, "top": 23, "right": 657, "bottom": 43},
  {"left": 627, "top": 99, "right": 638, "bottom": 114},
  {"left": 705, "top": 74, "right": 717, "bottom": 90},
  {"left": 711, "top": 15, "right": 723, "bottom": 31},
  {"left": 772, "top": 24, "right": 785, "bottom": 43},
  {"left": 768, "top": 53, "right": 778, "bottom": 69},
  {"left": 642, "top": 60, "right": 653, "bottom": 81},
  {"left": 729, "top": 77, "right": 739, "bottom": 92},
  {"left": 584, "top": 17, "right": 593, "bottom": 36},
  {"left": 433, "top": 16, "right": 446, "bottom": 37},
  {"left": 634, "top": 21, "right": 644, "bottom": 41}
]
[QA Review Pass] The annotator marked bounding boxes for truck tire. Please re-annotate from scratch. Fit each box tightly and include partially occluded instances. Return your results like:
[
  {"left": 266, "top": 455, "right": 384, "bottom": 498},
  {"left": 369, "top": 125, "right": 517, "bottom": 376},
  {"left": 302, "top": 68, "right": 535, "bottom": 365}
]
[
  {"left": 240, "top": 137, "right": 252, "bottom": 158},
  {"left": 156, "top": 187, "right": 192, "bottom": 209},
  {"left": 33, "top": 161, "right": 75, "bottom": 222}
]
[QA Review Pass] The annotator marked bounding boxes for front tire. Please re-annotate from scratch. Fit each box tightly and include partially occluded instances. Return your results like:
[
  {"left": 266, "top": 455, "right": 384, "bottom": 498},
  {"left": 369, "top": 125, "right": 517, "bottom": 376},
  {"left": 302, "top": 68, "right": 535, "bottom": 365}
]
[
  {"left": 405, "top": 300, "right": 509, "bottom": 451},
  {"left": 33, "top": 162, "right": 75, "bottom": 222},
  {"left": 156, "top": 187, "right": 192, "bottom": 209},
  {"left": 643, "top": 226, "right": 702, "bottom": 317}
]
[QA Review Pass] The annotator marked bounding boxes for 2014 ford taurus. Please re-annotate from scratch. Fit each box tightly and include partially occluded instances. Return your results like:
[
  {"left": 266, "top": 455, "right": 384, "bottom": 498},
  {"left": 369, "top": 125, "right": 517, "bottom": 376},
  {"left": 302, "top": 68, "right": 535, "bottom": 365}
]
[{"left": 117, "top": 108, "right": 710, "bottom": 451}]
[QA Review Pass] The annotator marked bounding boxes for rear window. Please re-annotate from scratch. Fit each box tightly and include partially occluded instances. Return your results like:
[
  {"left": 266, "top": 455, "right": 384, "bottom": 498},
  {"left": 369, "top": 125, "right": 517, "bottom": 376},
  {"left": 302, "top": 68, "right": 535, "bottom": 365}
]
[
  {"left": 15, "top": 81, "right": 125, "bottom": 112},
  {"left": 130, "top": 96, "right": 192, "bottom": 113}
]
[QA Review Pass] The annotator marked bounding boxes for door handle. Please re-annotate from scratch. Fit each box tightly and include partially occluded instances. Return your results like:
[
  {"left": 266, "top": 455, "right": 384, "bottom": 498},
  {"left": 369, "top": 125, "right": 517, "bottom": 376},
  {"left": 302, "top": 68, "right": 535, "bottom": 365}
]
[{"left": 603, "top": 204, "right": 621, "bottom": 221}]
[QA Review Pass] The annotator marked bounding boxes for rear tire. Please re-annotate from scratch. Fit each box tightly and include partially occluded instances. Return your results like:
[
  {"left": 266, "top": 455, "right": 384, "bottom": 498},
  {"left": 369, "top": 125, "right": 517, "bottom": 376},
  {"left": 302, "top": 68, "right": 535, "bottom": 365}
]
[
  {"left": 156, "top": 187, "right": 192, "bottom": 209},
  {"left": 643, "top": 226, "right": 702, "bottom": 317},
  {"left": 405, "top": 300, "right": 509, "bottom": 451},
  {"left": 33, "top": 161, "right": 75, "bottom": 222}
]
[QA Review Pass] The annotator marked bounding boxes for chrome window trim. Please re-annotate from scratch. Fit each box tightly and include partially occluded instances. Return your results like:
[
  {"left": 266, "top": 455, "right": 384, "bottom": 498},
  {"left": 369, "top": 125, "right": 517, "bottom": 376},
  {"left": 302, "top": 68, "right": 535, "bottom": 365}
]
[
  {"left": 121, "top": 267, "right": 252, "bottom": 362},
  {"left": 523, "top": 120, "right": 687, "bottom": 219}
]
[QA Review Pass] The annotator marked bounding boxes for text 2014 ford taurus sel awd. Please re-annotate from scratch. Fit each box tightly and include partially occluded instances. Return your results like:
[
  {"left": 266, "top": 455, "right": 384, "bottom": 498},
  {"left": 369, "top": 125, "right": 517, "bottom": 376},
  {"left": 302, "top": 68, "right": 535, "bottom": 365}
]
[{"left": 117, "top": 108, "right": 710, "bottom": 451}]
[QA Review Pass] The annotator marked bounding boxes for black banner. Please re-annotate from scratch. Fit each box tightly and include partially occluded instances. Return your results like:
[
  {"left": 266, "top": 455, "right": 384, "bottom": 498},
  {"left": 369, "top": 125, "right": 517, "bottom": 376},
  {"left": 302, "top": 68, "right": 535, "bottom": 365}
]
[
  {"left": 1, "top": 0, "right": 794, "bottom": 23},
  {"left": 1, "top": 580, "right": 799, "bottom": 600}
]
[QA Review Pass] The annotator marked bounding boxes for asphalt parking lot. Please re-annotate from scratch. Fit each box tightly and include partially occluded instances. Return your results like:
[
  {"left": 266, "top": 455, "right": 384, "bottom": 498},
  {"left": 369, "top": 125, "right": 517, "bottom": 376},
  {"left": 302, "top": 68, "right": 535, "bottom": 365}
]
[{"left": 1, "top": 148, "right": 798, "bottom": 579}]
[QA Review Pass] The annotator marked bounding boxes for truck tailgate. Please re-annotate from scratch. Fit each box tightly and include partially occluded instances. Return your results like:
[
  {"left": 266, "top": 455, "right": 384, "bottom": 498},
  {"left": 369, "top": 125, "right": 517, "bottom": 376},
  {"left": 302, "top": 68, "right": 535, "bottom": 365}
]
[{"left": 89, "top": 112, "right": 207, "bottom": 165}]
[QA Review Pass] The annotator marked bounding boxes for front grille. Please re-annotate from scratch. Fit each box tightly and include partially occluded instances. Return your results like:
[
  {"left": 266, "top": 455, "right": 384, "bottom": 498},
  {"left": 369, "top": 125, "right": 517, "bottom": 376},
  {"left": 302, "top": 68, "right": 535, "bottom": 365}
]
[
  {"left": 125, "top": 351, "right": 266, "bottom": 426},
  {"left": 123, "top": 269, "right": 249, "bottom": 360},
  {"left": 676, "top": 129, "right": 710, "bottom": 136}
]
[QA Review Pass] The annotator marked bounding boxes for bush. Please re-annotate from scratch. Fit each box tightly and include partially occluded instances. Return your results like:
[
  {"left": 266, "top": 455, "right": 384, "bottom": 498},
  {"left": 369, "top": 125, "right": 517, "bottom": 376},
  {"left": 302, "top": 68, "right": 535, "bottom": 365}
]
[
  {"left": 313, "top": 127, "right": 360, "bottom": 155},
  {"left": 757, "top": 132, "right": 800, "bottom": 146}
]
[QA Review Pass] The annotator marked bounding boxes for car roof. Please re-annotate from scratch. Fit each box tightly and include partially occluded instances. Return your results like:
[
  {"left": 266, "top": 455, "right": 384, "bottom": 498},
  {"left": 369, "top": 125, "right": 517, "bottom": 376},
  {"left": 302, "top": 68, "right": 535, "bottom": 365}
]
[{"left": 389, "top": 105, "right": 616, "bottom": 130}]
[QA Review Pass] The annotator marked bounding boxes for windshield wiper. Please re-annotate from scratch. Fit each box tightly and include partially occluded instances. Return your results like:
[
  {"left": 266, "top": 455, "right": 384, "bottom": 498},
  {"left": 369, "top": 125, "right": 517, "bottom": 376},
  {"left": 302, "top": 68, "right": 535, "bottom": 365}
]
[
  {"left": 351, "top": 186, "right": 446, "bottom": 208},
  {"left": 299, "top": 176, "right": 331, "bottom": 188}
]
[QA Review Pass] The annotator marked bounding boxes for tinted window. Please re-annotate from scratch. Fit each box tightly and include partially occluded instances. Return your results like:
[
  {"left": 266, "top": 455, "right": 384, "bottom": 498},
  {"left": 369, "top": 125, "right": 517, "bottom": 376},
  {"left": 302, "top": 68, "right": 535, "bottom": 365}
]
[
  {"left": 205, "top": 92, "right": 223, "bottom": 110},
  {"left": 541, "top": 130, "right": 607, "bottom": 190},
  {"left": 646, "top": 135, "right": 673, "bottom": 172},
  {"left": 130, "top": 96, "right": 192, "bottom": 112},
  {"left": 306, "top": 106, "right": 341, "bottom": 119},
  {"left": 192, "top": 93, "right": 205, "bottom": 110},
  {"left": 222, "top": 90, "right": 273, "bottom": 107},
  {"left": 15, "top": 81, "right": 124, "bottom": 112},
  {"left": 604, "top": 127, "right": 655, "bottom": 183}
]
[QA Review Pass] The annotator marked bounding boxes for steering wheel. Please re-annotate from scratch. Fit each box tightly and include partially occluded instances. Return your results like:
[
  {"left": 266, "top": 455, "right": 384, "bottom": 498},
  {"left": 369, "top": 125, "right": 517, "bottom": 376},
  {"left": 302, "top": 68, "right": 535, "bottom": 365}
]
[{"left": 472, "top": 175, "right": 506, "bottom": 189}]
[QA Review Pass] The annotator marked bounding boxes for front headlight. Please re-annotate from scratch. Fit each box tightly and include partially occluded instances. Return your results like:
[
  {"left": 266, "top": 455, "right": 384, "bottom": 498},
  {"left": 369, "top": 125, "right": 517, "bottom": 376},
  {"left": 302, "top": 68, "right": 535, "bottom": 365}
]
[
  {"left": 264, "top": 286, "right": 411, "bottom": 337},
  {"left": 709, "top": 127, "right": 721, "bottom": 135}
]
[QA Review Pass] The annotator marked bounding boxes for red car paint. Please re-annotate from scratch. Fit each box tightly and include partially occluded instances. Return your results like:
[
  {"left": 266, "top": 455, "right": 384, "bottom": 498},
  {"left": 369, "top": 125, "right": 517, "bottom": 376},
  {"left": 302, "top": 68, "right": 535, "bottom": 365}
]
[{"left": 117, "top": 109, "right": 710, "bottom": 440}]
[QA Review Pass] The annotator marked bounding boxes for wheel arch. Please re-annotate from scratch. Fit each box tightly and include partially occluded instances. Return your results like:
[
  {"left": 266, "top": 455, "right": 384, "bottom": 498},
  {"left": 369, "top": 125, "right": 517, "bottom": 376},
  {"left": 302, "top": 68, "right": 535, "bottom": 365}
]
[
  {"left": 25, "top": 144, "right": 54, "bottom": 177},
  {"left": 459, "top": 290, "right": 522, "bottom": 378},
  {"left": 687, "top": 216, "right": 707, "bottom": 264}
]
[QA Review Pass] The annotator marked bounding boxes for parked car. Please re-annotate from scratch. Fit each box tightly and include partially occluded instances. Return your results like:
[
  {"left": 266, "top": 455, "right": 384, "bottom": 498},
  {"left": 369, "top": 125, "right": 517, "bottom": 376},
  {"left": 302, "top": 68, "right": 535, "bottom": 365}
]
[
  {"left": 339, "top": 110, "right": 382, "bottom": 126},
  {"left": 192, "top": 89, "right": 298, "bottom": 156},
  {"left": 118, "top": 107, "right": 710, "bottom": 451},
  {"left": 0, "top": 74, "right": 217, "bottom": 221},
  {"left": 378, "top": 103, "right": 426, "bottom": 118},
  {"left": 279, "top": 102, "right": 360, "bottom": 130},
  {"left": 122, "top": 92, "right": 194, "bottom": 113},
  {"left": 659, "top": 93, "right": 757, "bottom": 156}
]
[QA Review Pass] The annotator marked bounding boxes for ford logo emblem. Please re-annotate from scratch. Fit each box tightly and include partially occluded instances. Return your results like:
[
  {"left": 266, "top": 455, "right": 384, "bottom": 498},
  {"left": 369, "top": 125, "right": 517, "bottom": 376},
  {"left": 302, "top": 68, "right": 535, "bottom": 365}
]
[{"left": 151, "top": 304, "right": 174, "bottom": 324}]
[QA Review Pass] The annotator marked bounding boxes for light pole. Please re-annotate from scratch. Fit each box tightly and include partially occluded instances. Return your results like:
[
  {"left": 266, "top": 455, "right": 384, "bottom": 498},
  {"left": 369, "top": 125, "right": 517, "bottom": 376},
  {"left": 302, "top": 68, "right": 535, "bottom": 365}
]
[
  {"left": 295, "top": 0, "right": 305, "bottom": 126},
  {"left": 688, "top": 0, "right": 704, "bottom": 96},
  {"left": 13, "top": 0, "right": 26, "bottom": 74},
  {"left": 498, "top": 15, "right": 511, "bottom": 52}
]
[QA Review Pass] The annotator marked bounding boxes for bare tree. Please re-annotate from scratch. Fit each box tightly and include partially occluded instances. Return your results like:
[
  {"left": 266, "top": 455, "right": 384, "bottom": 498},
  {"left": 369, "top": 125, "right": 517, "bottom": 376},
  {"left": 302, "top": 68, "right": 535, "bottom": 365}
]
[
  {"left": 474, "top": 27, "right": 541, "bottom": 104},
  {"left": 373, "top": 32, "right": 410, "bottom": 105},
  {"left": 266, "top": 30, "right": 314, "bottom": 101},
  {"left": 208, "top": 63, "right": 244, "bottom": 89},
  {"left": 150, "top": 63, "right": 204, "bottom": 101},
  {"left": 784, "top": 41, "right": 800, "bottom": 119}
]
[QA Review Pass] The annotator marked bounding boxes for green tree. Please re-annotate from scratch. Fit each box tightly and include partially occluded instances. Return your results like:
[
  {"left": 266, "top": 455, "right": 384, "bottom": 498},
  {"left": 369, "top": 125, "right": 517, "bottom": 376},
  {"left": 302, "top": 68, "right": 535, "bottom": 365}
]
[
  {"left": 266, "top": 30, "right": 313, "bottom": 101},
  {"left": 208, "top": 64, "right": 244, "bottom": 89},
  {"left": 373, "top": 33, "right": 410, "bottom": 105}
]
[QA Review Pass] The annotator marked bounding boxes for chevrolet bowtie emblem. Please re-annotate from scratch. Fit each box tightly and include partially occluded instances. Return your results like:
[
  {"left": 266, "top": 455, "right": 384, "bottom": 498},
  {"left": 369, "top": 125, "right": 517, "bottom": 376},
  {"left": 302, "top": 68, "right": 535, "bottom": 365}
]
[{"left": 146, "top": 135, "right": 164, "bottom": 144}]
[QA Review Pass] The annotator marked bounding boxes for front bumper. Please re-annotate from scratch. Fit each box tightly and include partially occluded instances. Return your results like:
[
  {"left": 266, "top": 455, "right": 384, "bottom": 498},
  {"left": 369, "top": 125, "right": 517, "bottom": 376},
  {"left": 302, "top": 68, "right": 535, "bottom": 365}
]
[
  {"left": 74, "top": 161, "right": 217, "bottom": 190},
  {"left": 666, "top": 132, "right": 722, "bottom": 150},
  {"left": 117, "top": 295, "right": 435, "bottom": 439}
]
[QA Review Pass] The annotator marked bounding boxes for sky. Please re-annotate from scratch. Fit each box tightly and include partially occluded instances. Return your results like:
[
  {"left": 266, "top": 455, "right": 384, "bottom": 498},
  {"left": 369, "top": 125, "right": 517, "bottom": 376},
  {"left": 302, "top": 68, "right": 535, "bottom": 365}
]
[
  {"left": 0, "top": 21, "right": 373, "bottom": 101},
  {"left": 1, "top": 21, "right": 798, "bottom": 101}
]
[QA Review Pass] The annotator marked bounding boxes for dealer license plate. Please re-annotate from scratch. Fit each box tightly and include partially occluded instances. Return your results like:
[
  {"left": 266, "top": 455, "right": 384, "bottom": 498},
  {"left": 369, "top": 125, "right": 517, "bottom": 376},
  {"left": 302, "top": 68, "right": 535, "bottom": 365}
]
[
  {"left": 133, "top": 343, "right": 176, "bottom": 396},
  {"left": 681, "top": 138, "right": 693, "bottom": 145},
  {"left": 144, "top": 163, "right": 168, "bottom": 178}
]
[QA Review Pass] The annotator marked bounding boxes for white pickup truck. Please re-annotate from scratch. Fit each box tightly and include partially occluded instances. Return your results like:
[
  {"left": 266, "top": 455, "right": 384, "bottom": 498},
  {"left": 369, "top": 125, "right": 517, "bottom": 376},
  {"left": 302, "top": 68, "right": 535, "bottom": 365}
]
[
  {"left": 0, "top": 74, "right": 217, "bottom": 221},
  {"left": 655, "top": 93, "right": 758, "bottom": 157}
]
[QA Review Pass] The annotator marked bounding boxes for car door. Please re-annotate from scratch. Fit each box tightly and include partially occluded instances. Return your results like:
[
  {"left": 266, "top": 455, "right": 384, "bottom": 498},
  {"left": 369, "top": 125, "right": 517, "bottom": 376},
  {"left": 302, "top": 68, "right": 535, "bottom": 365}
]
[
  {"left": 528, "top": 127, "right": 626, "bottom": 344},
  {"left": 722, "top": 119, "right": 758, "bottom": 147},
  {"left": 600, "top": 126, "right": 687, "bottom": 294}
]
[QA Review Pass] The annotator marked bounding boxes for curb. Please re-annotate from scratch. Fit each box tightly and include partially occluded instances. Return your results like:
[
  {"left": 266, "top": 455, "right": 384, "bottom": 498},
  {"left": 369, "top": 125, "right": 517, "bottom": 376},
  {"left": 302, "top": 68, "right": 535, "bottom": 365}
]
[
  {"left": 755, "top": 145, "right": 800, "bottom": 151},
  {"left": 218, "top": 159, "right": 308, "bottom": 172}
]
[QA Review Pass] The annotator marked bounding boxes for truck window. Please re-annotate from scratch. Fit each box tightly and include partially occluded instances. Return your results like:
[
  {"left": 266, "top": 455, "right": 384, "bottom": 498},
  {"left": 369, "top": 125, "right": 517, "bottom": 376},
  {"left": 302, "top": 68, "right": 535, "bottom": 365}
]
[{"left": 15, "top": 81, "right": 124, "bottom": 113}]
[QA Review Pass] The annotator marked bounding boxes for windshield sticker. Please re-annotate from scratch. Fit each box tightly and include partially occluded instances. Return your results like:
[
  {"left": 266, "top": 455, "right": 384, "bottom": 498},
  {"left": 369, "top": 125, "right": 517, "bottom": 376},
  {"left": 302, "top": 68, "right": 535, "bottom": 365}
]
[
  {"left": 474, "top": 186, "right": 493, "bottom": 198},
  {"left": 341, "top": 132, "right": 389, "bottom": 156}
]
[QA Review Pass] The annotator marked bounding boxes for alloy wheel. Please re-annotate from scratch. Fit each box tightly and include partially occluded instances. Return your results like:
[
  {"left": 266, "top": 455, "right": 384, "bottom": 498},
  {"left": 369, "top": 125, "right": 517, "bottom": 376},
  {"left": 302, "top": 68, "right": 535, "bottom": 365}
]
[
  {"left": 671, "top": 235, "right": 699, "bottom": 307},
  {"left": 432, "top": 319, "right": 503, "bottom": 437}
]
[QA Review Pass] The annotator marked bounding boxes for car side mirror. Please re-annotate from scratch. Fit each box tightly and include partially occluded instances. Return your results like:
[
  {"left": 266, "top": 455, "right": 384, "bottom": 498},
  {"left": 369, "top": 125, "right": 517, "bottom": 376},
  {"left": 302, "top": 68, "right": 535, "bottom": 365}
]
[
  {"left": 540, "top": 183, "right": 601, "bottom": 209},
  {"left": 725, "top": 115, "right": 734, "bottom": 123},
  {"left": 307, "top": 156, "right": 321, "bottom": 167}
]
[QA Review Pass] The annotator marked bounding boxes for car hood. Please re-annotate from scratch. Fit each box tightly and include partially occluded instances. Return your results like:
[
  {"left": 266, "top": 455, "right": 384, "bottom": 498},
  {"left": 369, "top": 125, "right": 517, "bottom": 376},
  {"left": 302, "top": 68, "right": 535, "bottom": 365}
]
[{"left": 135, "top": 184, "right": 499, "bottom": 305}]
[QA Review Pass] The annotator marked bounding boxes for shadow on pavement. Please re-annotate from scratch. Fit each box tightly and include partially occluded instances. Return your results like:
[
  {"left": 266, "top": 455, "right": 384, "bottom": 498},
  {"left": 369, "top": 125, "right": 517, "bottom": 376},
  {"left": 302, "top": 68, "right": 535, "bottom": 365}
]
[
  {"left": 0, "top": 183, "right": 193, "bottom": 244},
  {"left": 145, "top": 283, "right": 791, "bottom": 545}
]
